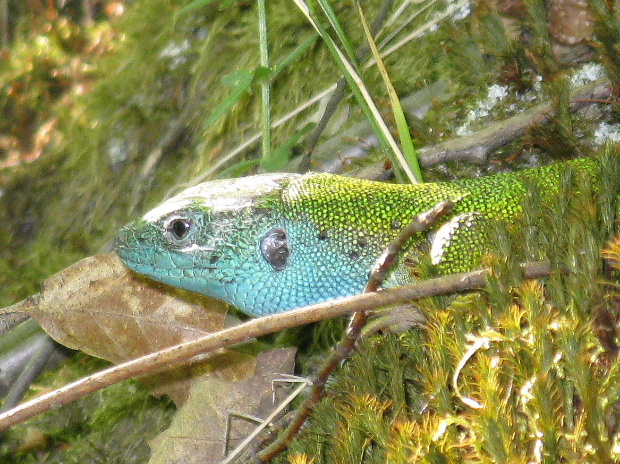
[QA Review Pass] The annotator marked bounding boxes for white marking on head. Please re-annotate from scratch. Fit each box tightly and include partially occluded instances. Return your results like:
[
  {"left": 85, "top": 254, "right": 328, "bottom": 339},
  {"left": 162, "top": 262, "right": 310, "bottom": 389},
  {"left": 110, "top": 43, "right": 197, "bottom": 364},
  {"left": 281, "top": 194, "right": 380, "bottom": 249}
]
[{"left": 143, "top": 173, "right": 299, "bottom": 223}]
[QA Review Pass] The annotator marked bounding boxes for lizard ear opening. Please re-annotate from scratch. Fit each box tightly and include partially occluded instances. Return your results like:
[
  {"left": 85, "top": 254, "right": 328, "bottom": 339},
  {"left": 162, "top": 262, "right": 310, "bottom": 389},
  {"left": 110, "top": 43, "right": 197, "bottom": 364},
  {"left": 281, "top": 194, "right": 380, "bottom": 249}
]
[{"left": 261, "top": 228, "right": 290, "bottom": 271}]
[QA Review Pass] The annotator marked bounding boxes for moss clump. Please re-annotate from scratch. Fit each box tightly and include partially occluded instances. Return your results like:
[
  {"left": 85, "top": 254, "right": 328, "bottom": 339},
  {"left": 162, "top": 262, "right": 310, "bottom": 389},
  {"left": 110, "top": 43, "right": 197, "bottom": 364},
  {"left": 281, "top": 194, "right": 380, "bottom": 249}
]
[{"left": 276, "top": 150, "right": 619, "bottom": 463}]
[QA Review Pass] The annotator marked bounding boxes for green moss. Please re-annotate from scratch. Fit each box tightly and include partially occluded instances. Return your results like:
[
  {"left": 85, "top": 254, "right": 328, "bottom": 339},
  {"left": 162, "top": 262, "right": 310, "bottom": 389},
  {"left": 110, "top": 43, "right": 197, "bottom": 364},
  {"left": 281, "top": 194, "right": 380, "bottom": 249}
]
[
  {"left": 0, "top": 354, "right": 175, "bottom": 464},
  {"left": 1, "top": 0, "right": 619, "bottom": 462}
]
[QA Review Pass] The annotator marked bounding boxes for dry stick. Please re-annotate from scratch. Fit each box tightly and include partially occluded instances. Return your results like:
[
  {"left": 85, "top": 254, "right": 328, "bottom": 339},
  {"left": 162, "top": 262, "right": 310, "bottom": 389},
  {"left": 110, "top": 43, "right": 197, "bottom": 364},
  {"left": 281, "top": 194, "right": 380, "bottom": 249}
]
[
  {"left": 311, "top": 79, "right": 612, "bottom": 175},
  {"left": 414, "top": 79, "right": 612, "bottom": 167},
  {"left": 0, "top": 312, "right": 30, "bottom": 337},
  {"left": 254, "top": 200, "right": 455, "bottom": 462},
  {"left": 0, "top": 262, "right": 552, "bottom": 433}
]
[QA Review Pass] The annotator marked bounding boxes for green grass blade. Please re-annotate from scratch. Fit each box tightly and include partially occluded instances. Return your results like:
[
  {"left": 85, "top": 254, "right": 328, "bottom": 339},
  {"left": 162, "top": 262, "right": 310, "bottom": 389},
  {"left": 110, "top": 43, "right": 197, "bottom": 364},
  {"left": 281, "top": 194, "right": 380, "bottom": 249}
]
[
  {"left": 257, "top": 0, "right": 271, "bottom": 166},
  {"left": 271, "top": 33, "right": 319, "bottom": 77},
  {"left": 203, "top": 70, "right": 256, "bottom": 129},
  {"left": 262, "top": 122, "right": 316, "bottom": 171},
  {"left": 292, "top": 0, "right": 418, "bottom": 183},
  {"left": 357, "top": 2, "right": 423, "bottom": 183},
  {"left": 314, "top": 0, "right": 359, "bottom": 67}
]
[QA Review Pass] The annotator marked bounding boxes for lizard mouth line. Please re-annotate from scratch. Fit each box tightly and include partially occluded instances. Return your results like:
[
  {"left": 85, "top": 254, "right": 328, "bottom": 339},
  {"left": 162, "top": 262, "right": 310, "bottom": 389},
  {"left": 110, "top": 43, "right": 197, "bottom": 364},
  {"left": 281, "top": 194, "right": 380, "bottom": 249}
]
[
  {"left": 114, "top": 250, "right": 153, "bottom": 272},
  {"left": 115, "top": 249, "right": 220, "bottom": 276}
]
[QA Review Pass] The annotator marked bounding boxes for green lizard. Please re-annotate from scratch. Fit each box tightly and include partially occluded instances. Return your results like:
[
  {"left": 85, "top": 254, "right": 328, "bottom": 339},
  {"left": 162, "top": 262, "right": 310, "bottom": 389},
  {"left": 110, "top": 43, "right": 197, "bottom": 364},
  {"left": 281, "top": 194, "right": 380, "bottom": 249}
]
[{"left": 115, "top": 158, "right": 601, "bottom": 317}]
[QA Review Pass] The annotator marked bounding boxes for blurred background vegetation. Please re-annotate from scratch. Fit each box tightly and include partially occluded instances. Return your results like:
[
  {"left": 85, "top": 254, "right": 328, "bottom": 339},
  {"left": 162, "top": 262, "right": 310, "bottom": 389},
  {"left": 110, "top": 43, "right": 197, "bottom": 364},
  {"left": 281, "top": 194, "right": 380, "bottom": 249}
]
[{"left": 0, "top": 0, "right": 618, "bottom": 462}]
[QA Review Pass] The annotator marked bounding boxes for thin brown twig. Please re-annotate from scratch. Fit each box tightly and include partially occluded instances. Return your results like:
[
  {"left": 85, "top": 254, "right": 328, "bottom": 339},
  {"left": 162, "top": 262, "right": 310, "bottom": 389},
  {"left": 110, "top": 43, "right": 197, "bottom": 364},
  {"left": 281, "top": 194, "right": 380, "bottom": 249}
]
[
  {"left": 364, "top": 200, "right": 455, "bottom": 292},
  {"left": 0, "top": 262, "right": 552, "bottom": 433}
]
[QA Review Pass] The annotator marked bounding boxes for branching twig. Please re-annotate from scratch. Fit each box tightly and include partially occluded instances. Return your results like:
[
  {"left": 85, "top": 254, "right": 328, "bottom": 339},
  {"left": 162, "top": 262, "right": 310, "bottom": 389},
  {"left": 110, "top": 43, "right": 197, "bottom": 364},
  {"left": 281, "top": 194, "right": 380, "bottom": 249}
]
[
  {"left": 252, "top": 199, "right": 455, "bottom": 462},
  {"left": 364, "top": 200, "right": 455, "bottom": 291}
]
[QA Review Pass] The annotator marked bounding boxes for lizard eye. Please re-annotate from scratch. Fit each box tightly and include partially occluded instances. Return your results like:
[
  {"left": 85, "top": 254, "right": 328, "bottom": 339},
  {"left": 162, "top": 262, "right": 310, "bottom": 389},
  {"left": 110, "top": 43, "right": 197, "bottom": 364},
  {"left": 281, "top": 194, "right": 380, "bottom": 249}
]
[
  {"left": 170, "top": 219, "right": 192, "bottom": 240},
  {"left": 261, "top": 228, "right": 289, "bottom": 271},
  {"left": 164, "top": 216, "right": 196, "bottom": 245}
]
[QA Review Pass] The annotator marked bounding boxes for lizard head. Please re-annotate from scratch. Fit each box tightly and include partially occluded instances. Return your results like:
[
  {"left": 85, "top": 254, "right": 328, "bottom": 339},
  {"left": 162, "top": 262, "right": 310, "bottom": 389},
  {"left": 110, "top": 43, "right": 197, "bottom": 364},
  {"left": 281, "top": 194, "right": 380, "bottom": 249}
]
[
  {"left": 116, "top": 173, "right": 297, "bottom": 316},
  {"left": 115, "top": 171, "right": 417, "bottom": 316},
  {"left": 116, "top": 173, "right": 377, "bottom": 316}
]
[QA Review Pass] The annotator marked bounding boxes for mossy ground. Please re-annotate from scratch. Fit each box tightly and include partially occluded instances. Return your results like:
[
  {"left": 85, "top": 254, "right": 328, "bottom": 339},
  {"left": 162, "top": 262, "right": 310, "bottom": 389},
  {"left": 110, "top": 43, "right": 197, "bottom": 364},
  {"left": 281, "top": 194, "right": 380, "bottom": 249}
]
[{"left": 0, "top": 0, "right": 618, "bottom": 462}]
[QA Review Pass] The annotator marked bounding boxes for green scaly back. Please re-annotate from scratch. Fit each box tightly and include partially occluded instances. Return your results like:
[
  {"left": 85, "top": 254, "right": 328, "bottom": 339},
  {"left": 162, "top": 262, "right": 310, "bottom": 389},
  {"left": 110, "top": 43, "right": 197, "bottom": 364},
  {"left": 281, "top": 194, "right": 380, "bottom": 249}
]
[{"left": 116, "top": 157, "right": 602, "bottom": 316}]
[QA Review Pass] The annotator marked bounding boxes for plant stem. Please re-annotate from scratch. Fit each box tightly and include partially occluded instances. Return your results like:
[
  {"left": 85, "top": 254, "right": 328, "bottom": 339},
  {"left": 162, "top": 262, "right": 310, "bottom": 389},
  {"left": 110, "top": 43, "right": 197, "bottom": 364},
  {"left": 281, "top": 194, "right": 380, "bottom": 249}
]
[{"left": 257, "top": 0, "right": 271, "bottom": 165}]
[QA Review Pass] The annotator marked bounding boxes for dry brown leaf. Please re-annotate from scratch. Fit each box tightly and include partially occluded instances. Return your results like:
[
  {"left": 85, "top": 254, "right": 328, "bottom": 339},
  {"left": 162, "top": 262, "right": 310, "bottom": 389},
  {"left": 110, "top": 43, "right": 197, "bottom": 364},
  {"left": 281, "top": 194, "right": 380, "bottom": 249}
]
[
  {"left": 15, "top": 252, "right": 246, "bottom": 403},
  {"left": 148, "top": 349, "right": 297, "bottom": 464},
  {"left": 8, "top": 252, "right": 298, "bottom": 460},
  {"left": 28, "top": 252, "right": 229, "bottom": 359}
]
